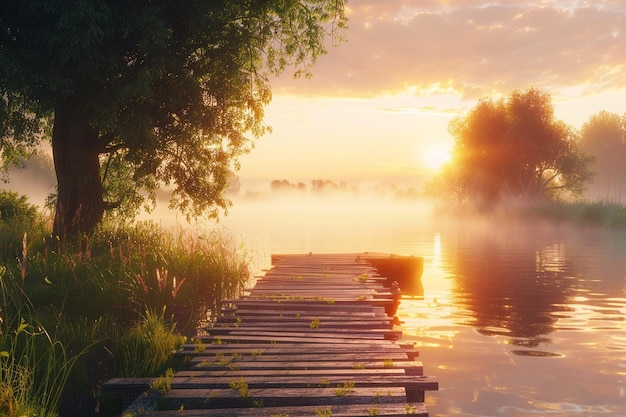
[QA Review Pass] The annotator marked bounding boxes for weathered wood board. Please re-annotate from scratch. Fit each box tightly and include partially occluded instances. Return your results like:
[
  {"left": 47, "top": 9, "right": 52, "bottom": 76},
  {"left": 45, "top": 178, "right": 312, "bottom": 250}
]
[{"left": 103, "top": 253, "right": 437, "bottom": 416}]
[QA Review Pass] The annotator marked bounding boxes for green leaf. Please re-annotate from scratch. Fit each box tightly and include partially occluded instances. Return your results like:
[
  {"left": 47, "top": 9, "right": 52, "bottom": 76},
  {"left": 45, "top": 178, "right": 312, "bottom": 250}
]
[{"left": 17, "top": 318, "right": 28, "bottom": 334}]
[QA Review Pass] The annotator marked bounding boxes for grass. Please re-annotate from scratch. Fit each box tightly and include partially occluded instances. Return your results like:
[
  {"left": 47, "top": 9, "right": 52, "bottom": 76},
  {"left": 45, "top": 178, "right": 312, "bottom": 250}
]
[
  {"left": 519, "top": 199, "right": 626, "bottom": 227},
  {"left": 334, "top": 381, "right": 355, "bottom": 397},
  {"left": 0, "top": 267, "right": 88, "bottom": 417},
  {"left": 149, "top": 368, "right": 175, "bottom": 395},
  {"left": 367, "top": 405, "right": 379, "bottom": 416},
  {"left": 316, "top": 407, "right": 333, "bottom": 417},
  {"left": 229, "top": 378, "right": 250, "bottom": 398},
  {"left": 434, "top": 198, "right": 626, "bottom": 228},
  {"left": 0, "top": 191, "right": 252, "bottom": 416},
  {"left": 113, "top": 309, "right": 186, "bottom": 377}
]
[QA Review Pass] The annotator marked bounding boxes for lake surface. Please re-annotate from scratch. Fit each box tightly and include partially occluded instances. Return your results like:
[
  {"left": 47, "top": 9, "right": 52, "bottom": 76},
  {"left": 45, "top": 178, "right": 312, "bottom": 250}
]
[{"left": 209, "top": 198, "right": 626, "bottom": 417}]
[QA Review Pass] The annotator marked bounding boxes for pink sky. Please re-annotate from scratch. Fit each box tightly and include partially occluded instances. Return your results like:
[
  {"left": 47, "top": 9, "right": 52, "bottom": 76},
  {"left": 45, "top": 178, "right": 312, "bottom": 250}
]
[{"left": 237, "top": 1, "right": 626, "bottom": 190}]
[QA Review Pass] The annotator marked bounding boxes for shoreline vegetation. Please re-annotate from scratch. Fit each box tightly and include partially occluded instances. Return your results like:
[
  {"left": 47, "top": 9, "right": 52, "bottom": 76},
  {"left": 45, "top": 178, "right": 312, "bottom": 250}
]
[
  {"left": 1, "top": 190, "right": 626, "bottom": 416},
  {"left": 0, "top": 191, "right": 251, "bottom": 416},
  {"left": 431, "top": 198, "right": 626, "bottom": 229}
]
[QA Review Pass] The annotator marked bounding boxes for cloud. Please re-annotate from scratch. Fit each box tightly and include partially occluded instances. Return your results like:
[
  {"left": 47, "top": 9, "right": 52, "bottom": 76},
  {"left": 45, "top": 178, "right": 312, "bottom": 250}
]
[
  {"left": 271, "top": 1, "right": 626, "bottom": 100},
  {"left": 377, "top": 105, "right": 459, "bottom": 115}
]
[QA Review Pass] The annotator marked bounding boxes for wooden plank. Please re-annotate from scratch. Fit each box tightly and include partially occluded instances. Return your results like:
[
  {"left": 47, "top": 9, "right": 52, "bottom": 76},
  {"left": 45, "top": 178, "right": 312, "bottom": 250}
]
[
  {"left": 180, "top": 350, "right": 419, "bottom": 362},
  {"left": 110, "top": 253, "right": 436, "bottom": 417},
  {"left": 223, "top": 308, "right": 388, "bottom": 318},
  {"left": 216, "top": 317, "right": 394, "bottom": 327},
  {"left": 131, "top": 386, "right": 410, "bottom": 408},
  {"left": 177, "top": 343, "right": 420, "bottom": 361},
  {"left": 179, "top": 341, "right": 415, "bottom": 352},
  {"left": 194, "top": 334, "right": 402, "bottom": 345},
  {"left": 230, "top": 300, "right": 392, "bottom": 309},
  {"left": 174, "top": 366, "right": 422, "bottom": 378},
  {"left": 185, "top": 360, "right": 423, "bottom": 372},
  {"left": 181, "top": 340, "right": 417, "bottom": 350},
  {"left": 206, "top": 328, "right": 401, "bottom": 340},
  {"left": 186, "top": 351, "right": 411, "bottom": 362},
  {"left": 105, "top": 375, "right": 438, "bottom": 391},
  {"left": 125, "top": 402, "right": 429, "bottom": 416}
]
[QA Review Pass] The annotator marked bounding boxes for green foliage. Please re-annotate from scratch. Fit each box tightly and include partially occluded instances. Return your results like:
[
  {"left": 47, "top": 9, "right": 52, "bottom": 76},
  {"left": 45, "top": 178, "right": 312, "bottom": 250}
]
[
  {"left": 113, "top": 309, "right": 185, "bottom": 378},
  {"left": 427, "top": 88, "right": 594, "bottom": 207},
  {"left": 0, "top": 267, "right": 88, "bottom": 417},
  {"left": 149, "top": 368, "right": 175, "bottom": 395},
  {"left": 316, "top": 406, "right": 333, "bottom": 417},
  {"left": 367, "top": 405, "right": 380, "bottom": 416},
  {"left": 0, "top": 0, "right": 348, "bottom": 238},
  {"left": 0, "top": 204, "right": 251, "bottom": 414},
  {"left": 0, "top": 191, "right": 38, "bottom": 221},
  {"left": 334, "top": 381, "right": 355, "bottom": 396},
  {"left": 0, "top": 93, "right": 47, "bottom": 180},
  {"left": 229, "top": 378, "right": 250, "bottom": 398},
  {"left": 0, "top": 193, "right": 49, "bottom": 271}
]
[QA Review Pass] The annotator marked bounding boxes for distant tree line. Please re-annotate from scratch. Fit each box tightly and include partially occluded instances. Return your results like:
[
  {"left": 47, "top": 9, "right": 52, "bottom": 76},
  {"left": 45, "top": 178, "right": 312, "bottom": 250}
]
[
  {"left": 425, "top": 87, "right": 626, "bottom": 207},
  {"left": 270, "top": 179, "right": 307, "bottom": 193},
  {"left": 262, "top": 178, "right": 420, "bottom": 200},
  {"left": 270, "top": 179, "right": 353, "bottom": 194}
]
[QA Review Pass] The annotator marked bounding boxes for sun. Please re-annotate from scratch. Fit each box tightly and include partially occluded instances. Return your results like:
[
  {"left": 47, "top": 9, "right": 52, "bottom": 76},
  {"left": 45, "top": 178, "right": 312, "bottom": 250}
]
[{"left": 421, "top": 145, "right": 452, "bottom": 170}]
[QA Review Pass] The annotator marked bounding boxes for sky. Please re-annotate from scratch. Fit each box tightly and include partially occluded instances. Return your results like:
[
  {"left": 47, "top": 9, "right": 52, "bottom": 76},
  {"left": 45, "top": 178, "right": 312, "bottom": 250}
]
[{"left": 236, "top": 0, "right": 626, "bottom": 192}]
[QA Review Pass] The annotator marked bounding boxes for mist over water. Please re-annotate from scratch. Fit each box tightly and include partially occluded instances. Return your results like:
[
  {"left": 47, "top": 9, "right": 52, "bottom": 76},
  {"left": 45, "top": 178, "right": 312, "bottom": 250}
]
[
  {"left": 5, "top": 164, "right": 626, "bottom": 416},
  {"left": 195, "top": 195, "right": 625, "bottom": 417},
  {"left": 161, "top": 194, "right": 439, "bottom": 270}
]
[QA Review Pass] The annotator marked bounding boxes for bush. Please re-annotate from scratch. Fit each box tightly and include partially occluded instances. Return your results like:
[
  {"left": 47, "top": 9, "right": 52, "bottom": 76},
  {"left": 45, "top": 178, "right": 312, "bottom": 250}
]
[
  {"left": 0, "top": 191, "right": 38, "bottom": 221},
  {"left": 0, "top": 192, "right": 49, "bottom": 264}
]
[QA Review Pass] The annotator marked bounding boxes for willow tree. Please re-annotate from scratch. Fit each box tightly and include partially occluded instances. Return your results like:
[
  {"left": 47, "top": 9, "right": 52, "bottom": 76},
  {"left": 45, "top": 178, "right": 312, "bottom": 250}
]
[
  {"left": 0, "top": 0, "right": 347, "bottom": 238},
  {"left": 427, "top": 88, "right": 594, "bottom": 206}
]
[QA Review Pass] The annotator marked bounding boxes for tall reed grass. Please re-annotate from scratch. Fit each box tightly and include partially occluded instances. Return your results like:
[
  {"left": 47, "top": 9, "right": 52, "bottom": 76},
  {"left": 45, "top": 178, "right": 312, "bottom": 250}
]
[
  {"left": 0, "top": 191, "right": 252, "bottom": 416},
  {"left": 112, "top": 308, "right": 185, "bottom": 378},
  {"left": 0, "top": 266, "right": 88, "bottom": 417}
]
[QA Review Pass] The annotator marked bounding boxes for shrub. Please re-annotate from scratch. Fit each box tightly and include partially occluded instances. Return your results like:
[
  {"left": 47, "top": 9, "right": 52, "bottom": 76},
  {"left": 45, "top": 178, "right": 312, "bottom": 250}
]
[
  {"left": 112, "top": 309, "right": 186, "bottom": 378},
  {"left": 0, "top": 191, "right": 38, "bottom": 221}
]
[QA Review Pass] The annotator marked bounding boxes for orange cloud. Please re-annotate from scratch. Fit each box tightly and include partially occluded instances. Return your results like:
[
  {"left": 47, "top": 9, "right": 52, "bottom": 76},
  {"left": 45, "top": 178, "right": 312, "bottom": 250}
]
[{"left": 271, "top": 1, "right": 626, "bottom": 100}]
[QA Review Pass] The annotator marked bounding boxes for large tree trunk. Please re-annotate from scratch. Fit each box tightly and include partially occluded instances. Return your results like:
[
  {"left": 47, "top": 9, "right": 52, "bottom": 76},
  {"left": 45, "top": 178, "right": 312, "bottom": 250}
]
[{"left": 52, "top": 105, "right": 105, "bottom": 239}]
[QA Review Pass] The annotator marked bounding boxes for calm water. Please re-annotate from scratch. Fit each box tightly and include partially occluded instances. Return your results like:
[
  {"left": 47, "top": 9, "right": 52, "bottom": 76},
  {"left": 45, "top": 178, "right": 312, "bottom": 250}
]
[{"left": 211, "top": 199, "right": 626, "bottom": 417}]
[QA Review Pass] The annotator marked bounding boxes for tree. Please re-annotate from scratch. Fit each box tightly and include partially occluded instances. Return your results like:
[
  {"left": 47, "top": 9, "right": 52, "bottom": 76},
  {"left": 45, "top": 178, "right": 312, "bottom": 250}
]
[
  {"left": 427, "top": 88, "right": 594, "bottom": 206},
  {"left": 0, "top": 0, "right": 347, "bottom": 238},
  {"left": 580, "top": 111, "right": 626, "bottom": 200}
]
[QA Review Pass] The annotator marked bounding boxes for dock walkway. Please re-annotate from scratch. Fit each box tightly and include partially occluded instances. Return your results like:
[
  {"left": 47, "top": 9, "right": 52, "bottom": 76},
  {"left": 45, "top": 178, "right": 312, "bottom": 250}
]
[{"left": 103, "top": 253, "right": 438, "bottom": 416}]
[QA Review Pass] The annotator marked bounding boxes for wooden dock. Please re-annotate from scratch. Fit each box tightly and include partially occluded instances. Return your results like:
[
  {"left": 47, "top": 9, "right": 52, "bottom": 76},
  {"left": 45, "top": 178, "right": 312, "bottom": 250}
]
[{"left": 102, "top": 253, "right": 438, "bottom": 416}]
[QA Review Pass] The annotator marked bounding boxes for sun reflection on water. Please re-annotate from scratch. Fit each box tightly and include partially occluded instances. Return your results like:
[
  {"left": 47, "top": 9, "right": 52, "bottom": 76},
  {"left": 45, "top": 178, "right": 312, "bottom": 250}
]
[
  {"left": 174, "top": 198, "right": 626, "bottom": 417},
  {"left": 393, "top": 225, "right": 626, "bottom": 417}
]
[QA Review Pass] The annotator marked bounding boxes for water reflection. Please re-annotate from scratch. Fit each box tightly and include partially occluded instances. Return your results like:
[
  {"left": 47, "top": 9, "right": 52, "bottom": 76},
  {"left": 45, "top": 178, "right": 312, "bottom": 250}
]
[
  {"left": 210, "top": 200, "right": 626, "bottom": 416},
  {"left": 400, "top": 224, "right": 626, "bottom": 417},
  {"left": 446, "top": 229, "right": 575, "bottom": 347}
]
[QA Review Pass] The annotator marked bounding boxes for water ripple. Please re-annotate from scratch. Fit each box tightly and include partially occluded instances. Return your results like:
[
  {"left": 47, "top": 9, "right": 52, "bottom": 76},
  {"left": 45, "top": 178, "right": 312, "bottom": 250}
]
[{"left": 510, "top": 349, "right": 564, "bottom": 357}]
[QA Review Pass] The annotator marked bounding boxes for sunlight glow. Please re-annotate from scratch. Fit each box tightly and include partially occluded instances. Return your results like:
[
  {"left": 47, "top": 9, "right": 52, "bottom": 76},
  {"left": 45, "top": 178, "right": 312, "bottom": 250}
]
[{"left": 422, "top": 145, "right": 452, "bottom": 170}]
